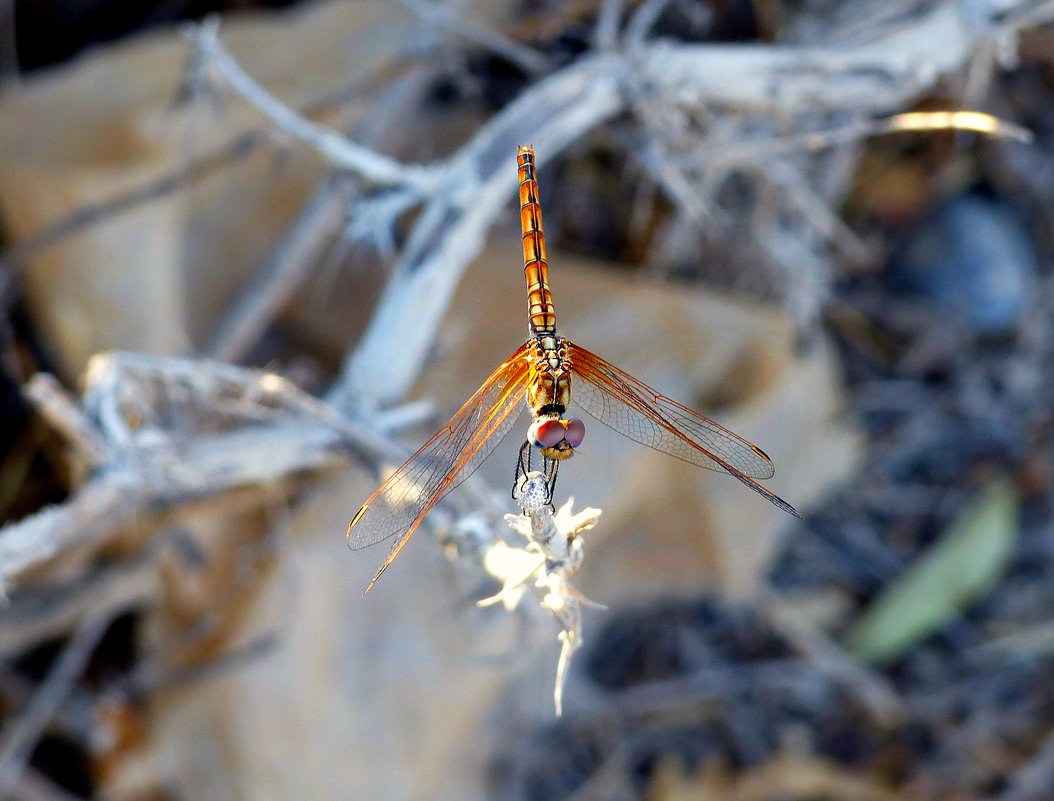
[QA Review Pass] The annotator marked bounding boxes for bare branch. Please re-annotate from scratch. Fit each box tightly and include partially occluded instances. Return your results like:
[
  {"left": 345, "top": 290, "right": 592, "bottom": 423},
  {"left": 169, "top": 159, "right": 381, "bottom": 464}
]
[
  {"left": 593, "top": 0, "right": 625, "bottom": 50},
  {"left": 206, "top": 176, "right": 355, "bottom": 362},
  {"left": 22, "top": 373, "right": 111, "bottom": 468},
  {"left": 186, "top": 19, "right": 435, "bottom": 191},
  {"left": 0, "top": 559, "right": 157, "bottom": 658},
  {"left": 331, "top": 52, "right": 625, "bottom": 411},
  {"left": 0, "top": 612, "right": 110, "bottom": 801},
  {"left": 332, "top": 1, "right": 1041, "bottom": 410},
  {"left": 393, "top": 0, "right": 549, "bottom": 75},
  {"left": 0, "top": 353, "right": 509, "bottom": 595}
]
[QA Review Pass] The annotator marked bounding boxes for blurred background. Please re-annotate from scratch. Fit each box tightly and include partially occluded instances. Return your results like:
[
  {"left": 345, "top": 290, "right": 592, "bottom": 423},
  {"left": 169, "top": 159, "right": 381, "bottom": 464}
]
[{"left": 1, "top": 0, "right": 1053, "bottom": 799}]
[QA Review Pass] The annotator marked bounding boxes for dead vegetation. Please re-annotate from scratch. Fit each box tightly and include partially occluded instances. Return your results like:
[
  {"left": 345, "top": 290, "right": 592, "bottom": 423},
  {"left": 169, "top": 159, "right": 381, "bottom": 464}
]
[{"left": 0, "top": 0, "right": 1053, "bottom": 798}]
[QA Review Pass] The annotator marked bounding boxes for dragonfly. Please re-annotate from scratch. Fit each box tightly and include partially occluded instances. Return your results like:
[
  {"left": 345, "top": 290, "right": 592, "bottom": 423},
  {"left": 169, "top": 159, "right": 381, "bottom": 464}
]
[{"left": 348, "top": 145, "right": 801, "bottom": 592}]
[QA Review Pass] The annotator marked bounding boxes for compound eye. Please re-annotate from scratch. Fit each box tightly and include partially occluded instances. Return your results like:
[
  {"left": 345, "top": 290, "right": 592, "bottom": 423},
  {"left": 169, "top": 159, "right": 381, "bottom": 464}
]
[
  {"left": 530, "top": 419, "right": 565, "bottom": 448},
  {"left": 563, "top": 418, "right": 585, "bottom": 447}
]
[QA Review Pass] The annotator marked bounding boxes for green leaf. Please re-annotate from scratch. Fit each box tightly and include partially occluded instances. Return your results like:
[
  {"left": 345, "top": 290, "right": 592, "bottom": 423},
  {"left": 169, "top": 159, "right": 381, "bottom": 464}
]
[{"left": 845, "top": 479, "right": 1018, "bottom": 665}]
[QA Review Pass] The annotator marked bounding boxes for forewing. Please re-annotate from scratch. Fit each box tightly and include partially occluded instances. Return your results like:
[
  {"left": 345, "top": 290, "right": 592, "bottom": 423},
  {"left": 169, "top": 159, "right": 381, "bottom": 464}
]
[
  {"left": 567, "top": 342, "right": 801, "bottom": 518},
  {"left": 348, "top": 344, "right": 531, "bottom": 590}
]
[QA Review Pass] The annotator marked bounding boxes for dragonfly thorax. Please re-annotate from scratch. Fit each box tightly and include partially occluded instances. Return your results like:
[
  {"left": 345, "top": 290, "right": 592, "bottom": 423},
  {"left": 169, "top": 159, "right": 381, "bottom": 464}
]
[
  {"left": 527, "top": 334, "right": 572, "bottom": 416},
  {"left": 525, "top": 334, "right": 580, "bottom": 460}
]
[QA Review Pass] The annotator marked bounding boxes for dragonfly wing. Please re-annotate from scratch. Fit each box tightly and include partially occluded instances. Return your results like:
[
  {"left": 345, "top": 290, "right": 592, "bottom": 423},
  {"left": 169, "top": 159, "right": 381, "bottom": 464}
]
[
  {"left": 348, "top": 344, "right": 531, "bottom": 590},
  {"left": 567, "top": 342, "right": 801, "bottom": 519}
]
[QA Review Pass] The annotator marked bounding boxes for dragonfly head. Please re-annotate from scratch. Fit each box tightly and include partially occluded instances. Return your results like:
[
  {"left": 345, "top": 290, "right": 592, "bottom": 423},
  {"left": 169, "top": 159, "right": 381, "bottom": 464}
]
[{"left": 528, "top": 416, "right": 585, "bottom": 460}]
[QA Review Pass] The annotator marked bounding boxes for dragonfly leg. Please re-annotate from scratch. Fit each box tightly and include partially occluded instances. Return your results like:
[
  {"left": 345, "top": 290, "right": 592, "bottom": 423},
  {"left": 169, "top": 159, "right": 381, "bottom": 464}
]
[
  {"left": 513, "top": 440, "right": 533, "bottom": 499},
  {"left": 513, "top": 441, "right": 560, "bottom": 513},
  {"left": 543, "top": 456, "right": 559, "bottom": 508}
]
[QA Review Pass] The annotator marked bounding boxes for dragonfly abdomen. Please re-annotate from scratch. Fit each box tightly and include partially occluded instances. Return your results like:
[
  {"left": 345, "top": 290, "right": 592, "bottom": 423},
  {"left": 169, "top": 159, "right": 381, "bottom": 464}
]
[{"left": 518, "top": 146, "right": 557, "bottom": 336}]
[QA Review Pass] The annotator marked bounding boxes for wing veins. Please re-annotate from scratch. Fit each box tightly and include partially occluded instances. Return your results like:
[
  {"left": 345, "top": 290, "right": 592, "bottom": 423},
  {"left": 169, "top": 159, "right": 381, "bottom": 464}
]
[
  {"left": 348, "top": 345, "right": 530, "bottom": 556},
  {"left": 569, "top": 343, "right": 800, "bottom": 518},
  {"left": 359, "top": 361, "right": 530, "bottom": 592}
]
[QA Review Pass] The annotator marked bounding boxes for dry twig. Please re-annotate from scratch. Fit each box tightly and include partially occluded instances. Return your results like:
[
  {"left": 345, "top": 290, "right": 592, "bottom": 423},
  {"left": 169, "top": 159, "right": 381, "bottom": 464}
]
[
  {"left": 205, "top": 176, "right": 356, "bottom": 363},
  {"left": 0, "top": 612, "right": 110, "bottom": 801},
  {"left": 481, "top": 471, "right": 601, "bottom": 715}
]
